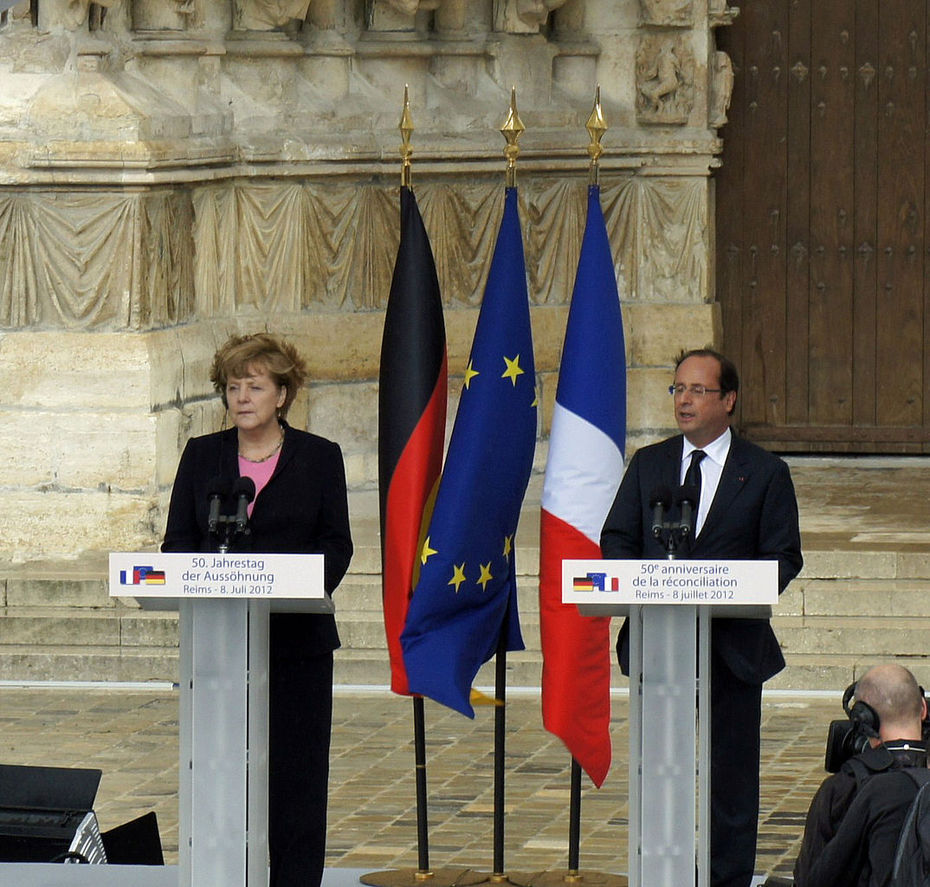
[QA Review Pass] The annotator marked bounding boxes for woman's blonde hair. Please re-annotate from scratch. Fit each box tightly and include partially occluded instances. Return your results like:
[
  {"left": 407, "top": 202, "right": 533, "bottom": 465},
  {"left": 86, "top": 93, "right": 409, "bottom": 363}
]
[{"left": 210, "top": 333, "right": 308, "bottom": 418}]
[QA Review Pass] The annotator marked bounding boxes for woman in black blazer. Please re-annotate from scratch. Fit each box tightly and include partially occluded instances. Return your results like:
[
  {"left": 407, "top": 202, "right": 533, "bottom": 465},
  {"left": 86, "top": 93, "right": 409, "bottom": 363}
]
[{"left": 163, "top": 332, "right": 353, "bottom": 887}]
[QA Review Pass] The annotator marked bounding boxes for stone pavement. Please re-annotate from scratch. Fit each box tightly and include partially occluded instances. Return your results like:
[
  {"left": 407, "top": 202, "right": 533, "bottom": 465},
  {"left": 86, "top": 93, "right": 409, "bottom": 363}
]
[{"left": 0, "top": 684, "right": 843, "bottom": 883}]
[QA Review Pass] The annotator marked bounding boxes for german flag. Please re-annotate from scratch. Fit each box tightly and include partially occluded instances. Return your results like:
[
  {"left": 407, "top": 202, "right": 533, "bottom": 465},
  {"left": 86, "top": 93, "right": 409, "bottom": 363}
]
[{"left": 378, "top": 185, "right": 447, "bottom": 697}]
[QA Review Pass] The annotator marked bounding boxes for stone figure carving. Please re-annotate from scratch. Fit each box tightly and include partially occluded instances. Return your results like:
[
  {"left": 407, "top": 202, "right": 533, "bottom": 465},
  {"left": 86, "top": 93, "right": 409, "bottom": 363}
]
[
  {"left": 42, "top": 0, "right": 121, "bottom": 30},
  {"left": 636, "top": 38, "right": 693, "bottom": 124},
  {"left": 131, "top": 0, "right": 195, "bottom": 30},
  {"left": 367, "top": 0, "right": 441, "bottom": 32},
  {"left": 234, "top": 0, "right": 311, "bottom": 30},
  {"left": 379, "top": 0, "right": 441, "bottom": 14},
  {"left": 1, "top": 1, "right": 30, "bottom": 22},
  {"left": 639, "top": 0, "right": 693, "bottom": 28},
  {"left": 709, "top": 50, "right": 734, "bottom": 127},
  {"left": 640, "top": 45, "right": 680, "bottom": 111},
  {"left": 494, "top": 0, "right": 569, "bottom": 34},
  {"left": 708, "top": 0, "right": 738, "bottom": 27}
]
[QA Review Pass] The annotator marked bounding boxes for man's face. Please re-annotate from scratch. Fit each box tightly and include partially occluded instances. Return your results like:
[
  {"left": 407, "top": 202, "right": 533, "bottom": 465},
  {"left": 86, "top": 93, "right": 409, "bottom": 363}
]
[{"left": 672, "top": 355, "right": 737, "bottom": 448}]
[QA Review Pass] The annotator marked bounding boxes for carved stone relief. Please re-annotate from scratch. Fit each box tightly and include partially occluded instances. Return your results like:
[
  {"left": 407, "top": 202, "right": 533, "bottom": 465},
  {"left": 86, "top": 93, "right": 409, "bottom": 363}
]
[
  {"left": 233, "top": 0, "right": 311, "bottom": 31},
  {"left": 1, "top": 1, "right": 30, "bottom": 24},
  {"left": 379, "top": 0, "right": 440, "bottom": 14},
  {"left": 40, "top": 0, "right": 122, "bottom": 31},
  {"left": 0, "top": 176, "right": 708, "bottom": 329},
  {"left": 0, "top": 189, "right": 194, "bottom": 329},
  {"left": 494, "top": 0, "right": 569, "bottom": 35},
  {"left": 307, "top": 0, "right": 337, "bottom": 29},
  {"left": 132, "top": 0, "right": 196, "bottom": 31},
  {"left": 367, "top": 0, "right": 440, "bottom": 33},
  {"left": 709, "top": 50, "right": 734, "bottom": 127},
  {"left": 636, "top": 35, "right": 694, "bottom": 125},
  {"left": 551, "top": 0, "right": 584, "bottom": 37},
  {"left": 639, "top": 0, "right": 692, "bottom": 28},
  {"left": 708, "top": 0, "right": 738, "bottom": 29}
]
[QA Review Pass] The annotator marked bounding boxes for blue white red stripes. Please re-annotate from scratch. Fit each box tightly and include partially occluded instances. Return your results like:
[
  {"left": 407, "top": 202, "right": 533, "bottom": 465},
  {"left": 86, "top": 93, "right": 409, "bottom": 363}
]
[{"left": 539, "top": 184, "right": 625, "bottom": 788}]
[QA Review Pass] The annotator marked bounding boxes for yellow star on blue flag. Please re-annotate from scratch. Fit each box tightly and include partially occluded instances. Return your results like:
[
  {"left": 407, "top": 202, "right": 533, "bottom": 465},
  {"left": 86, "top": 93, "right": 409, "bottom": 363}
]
[{"left": 400, "top": 187, "right": 537, "bottom": 717}]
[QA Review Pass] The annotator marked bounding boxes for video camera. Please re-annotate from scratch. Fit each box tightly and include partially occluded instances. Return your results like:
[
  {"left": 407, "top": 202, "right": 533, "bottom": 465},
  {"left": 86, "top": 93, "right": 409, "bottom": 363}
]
[{"left": 824, "top": 681, "right": 930, "bottom": 772}]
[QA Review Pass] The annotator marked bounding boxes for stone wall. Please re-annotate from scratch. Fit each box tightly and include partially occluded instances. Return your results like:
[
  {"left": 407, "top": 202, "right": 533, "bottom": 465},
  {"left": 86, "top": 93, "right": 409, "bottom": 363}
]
[{"left": 0, "top": 0, "right": 735, "bottom": 563}]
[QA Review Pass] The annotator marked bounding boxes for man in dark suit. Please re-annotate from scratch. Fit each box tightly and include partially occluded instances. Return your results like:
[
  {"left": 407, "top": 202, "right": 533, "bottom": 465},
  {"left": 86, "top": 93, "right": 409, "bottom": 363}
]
[{"left": 600, "top": 348, "right": 803, "bottom": 887}]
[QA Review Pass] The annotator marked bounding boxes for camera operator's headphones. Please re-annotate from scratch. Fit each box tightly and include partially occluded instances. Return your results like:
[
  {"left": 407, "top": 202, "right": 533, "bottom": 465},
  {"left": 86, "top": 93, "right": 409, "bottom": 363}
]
[{"left": 842, "top": 682, "right": 881, "bottom": 739}]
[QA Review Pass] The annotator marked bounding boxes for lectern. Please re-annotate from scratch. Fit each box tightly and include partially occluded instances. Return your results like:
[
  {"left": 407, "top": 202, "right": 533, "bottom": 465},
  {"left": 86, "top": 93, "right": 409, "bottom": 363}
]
[
  {"left": 563, "top": 558, "right": 777, "bottom": 887},
  {"left": 110, "top": 551, "right": 331, "bottom": 887}
]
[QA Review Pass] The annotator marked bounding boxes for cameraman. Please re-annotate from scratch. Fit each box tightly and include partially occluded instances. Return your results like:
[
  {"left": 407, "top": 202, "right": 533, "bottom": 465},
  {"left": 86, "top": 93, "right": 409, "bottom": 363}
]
[{"left": 793, "top": 664, "right": 928, "bottom": 887}]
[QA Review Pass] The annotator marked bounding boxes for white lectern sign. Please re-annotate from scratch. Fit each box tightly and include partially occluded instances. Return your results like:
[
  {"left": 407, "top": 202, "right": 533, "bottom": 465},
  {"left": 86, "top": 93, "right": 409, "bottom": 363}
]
[
  {"left": 108, "top": 552, "right": 325, "bottom": 602},
  {"left": 562, "top": 558, "right": 777, "bottom": 606}
]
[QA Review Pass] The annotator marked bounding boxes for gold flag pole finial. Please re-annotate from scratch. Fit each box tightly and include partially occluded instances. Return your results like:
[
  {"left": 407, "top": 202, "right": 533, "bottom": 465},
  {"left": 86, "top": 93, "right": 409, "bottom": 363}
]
[
  {"left": 586, "top": 84, "right": 608, "bottom": 186},
  {"left": 500, "top": 86, "right": 525, "bottom": 188},
  {"left": 399, "top": 84, "right": 414, "bottom": 188}
]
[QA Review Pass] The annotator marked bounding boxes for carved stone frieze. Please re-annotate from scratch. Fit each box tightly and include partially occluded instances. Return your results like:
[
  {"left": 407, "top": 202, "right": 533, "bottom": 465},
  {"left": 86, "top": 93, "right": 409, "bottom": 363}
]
[
  {"left": 1, "top": 1, "right": 30, "bottom": 24},
  {"left": 708, "top": 0, "right": 738, "bottom": 29},
  {"left": 0, "top": 175, "right": 708, "bottom": 329},
  {"left": 233, "top": 0, "right": 311, "bottom": 31},
  {"left": 709, "top": 50, "right": 734, "bottom": 128},
  {"left": 636, "top": 35, "right": 694, "bottom": 125},
  {"left": 39, "top": 0, "right": 122, "bottom": 31},
  {"left": 379, "top": 0, "right": 441, "bottom": 14},
  {"left": 494, "top": 0, "right": 570, "bottom": 35},
  {"left": 366, "top": 0, "right": 441, "bottom": 33},
  {"left": 132, "top": 0, "right": 196, "bottom": 31},
  {"left": 639, "top": 0, "right": 692, "bottom": 29}
]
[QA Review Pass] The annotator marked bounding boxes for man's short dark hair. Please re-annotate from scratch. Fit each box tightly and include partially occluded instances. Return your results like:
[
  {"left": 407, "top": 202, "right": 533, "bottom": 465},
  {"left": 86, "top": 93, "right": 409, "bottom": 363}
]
[{"left": 675, "top": 348, "right": 740, "bottom": 402}]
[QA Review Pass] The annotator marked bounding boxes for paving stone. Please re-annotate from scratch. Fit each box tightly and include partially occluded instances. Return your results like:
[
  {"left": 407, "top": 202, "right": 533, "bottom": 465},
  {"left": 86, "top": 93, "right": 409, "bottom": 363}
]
[{"left": 2, "top": 686, "right": 848, "bottom": 880}]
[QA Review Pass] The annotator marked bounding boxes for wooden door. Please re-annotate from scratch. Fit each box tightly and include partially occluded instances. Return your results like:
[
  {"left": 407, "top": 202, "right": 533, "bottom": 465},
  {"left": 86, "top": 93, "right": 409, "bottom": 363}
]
[{"left": 715, "top": 0, "right": 930, "bottom": 452}]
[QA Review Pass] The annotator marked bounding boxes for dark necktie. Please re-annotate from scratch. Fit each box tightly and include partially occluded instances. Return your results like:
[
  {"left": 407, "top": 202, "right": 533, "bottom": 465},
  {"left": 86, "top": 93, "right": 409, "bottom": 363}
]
[{"left": 685, "top": 449, "right": 706, "bottom": 498}]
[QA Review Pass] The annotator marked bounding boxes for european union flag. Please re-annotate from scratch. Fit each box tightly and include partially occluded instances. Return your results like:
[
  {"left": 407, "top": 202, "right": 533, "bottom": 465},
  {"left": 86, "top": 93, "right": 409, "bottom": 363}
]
[{"left": 400, "top": 187, "right": 537, "bottom": 717}]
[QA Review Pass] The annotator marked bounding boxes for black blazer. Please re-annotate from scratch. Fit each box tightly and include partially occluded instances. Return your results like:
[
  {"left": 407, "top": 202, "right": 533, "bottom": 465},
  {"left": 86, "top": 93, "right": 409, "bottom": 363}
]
[
  {"left": 162, "top": 421, "right": 354, "bottom": 656},
  {"left": 600, "top": 433, "right": 802, "bottom": 684}
]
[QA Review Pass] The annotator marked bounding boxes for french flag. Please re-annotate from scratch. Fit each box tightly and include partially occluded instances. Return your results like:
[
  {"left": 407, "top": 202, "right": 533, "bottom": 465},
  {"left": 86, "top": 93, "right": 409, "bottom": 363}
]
[{"left": 539, "top": 184, "right": 625, "bottom": 788}]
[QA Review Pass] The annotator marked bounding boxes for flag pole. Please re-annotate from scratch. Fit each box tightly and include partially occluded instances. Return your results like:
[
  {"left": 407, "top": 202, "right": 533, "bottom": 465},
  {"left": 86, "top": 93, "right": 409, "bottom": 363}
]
[
  {"left": 489, "top": 88, "right": 525, "bottom": 886},
  {"left": 524, "top": 87, "right": 628, "bottom": 887},
  {"left": 586, "top": 85, "right": 606, "bottom": 188},
  {"left": 363, "top": 88, "right": 477, "bottom": 887},
  {"left": 492, "top": 626, "right": 508, "bottom": 881},
  {"left": 560, "top": 87, "right": 609, "bottom": 883},
  {"left": 399, "top": 86, "right": 433, "bottom": 880}
]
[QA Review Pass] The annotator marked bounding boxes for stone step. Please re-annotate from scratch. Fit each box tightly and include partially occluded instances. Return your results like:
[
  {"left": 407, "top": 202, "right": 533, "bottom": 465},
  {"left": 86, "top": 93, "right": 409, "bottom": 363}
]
[
  {"left": 783, "top": 580, "right": 930, "bottom": 618},
  {"left": 1, "top": 616, "right": 926, "bottom": 691},
  {"left": 0, "top": 644, "right": 178, "bottom": 683},
  {"left": 775, "top": 615, "right": 930, "bottom": 656},
  {"left": 0, "top": 607, "right": 177, "bottom": 648}
]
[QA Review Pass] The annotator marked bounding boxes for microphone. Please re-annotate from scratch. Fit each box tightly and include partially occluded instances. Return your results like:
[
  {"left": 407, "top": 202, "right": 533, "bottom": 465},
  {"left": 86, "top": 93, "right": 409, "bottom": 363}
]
[
  {"left": 233, "top": 476, "right": 256, "bottom": 534},
  {"left": 207, "top": 478, "right": 227, "bottom": 533},
  {"left": 649, "top": 485, "right": 673, "bottom": 539},
  {"left": 676, "top": 485, "right": 700, "bottom": 538}
]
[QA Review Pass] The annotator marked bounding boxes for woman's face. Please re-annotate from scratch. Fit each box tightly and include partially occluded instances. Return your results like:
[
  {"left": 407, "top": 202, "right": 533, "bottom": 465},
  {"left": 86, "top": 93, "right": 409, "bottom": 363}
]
[{"left": 226, "top": 364, "right": 286, "bottom": 435}]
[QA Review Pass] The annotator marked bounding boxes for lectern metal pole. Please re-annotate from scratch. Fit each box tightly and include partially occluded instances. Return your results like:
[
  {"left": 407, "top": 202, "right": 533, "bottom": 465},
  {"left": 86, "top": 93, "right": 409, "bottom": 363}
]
[
  {"left": 639, "top": 605, "right": 697, "bottom": 886},
  {"left": 627, "top": 604, "right": 642, "bottom": 887},
  {"left": 183, "top": 599, "right": 250, "bottom": 886},
  {"left": 178, "top": 600, "right": 193, "bottom": 887},
  {"left": 697, "top": 609, "right": 711, "bottom": 887},
  {"left": 247, "top": 601, "right": 271, "bottom": 885}
]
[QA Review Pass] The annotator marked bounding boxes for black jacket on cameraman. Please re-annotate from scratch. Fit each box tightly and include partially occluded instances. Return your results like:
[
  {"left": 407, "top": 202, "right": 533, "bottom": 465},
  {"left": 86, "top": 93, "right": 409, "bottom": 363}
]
[{"left": 793, "top": 741, "right": 929, "bottom": 887}]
